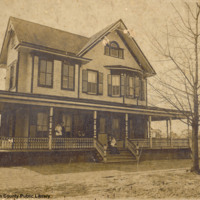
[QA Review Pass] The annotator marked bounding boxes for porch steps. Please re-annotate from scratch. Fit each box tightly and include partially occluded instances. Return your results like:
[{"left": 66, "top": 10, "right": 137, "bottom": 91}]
[{"left": 106, "top": 148, "right": 136, "bottom": 163}]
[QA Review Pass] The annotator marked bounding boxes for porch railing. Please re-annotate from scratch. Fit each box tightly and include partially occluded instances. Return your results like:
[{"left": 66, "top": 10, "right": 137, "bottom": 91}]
[
  {"left": 126, "top": 139, "right": 138, "bottom": 159},
  {"left": 52, "top": 138, "right": 94, "bottom": 149},
  {"left": 94, "top": 139, "right": 107, "bottom": 162},
  {"left": 129, "top": 139, "right": 149, "bottom": 148},
  {"left": 130, "top": 138, "right": 190, "bottom": 149},
  {"left": 0, "top": 137, "right": 94, "bottom": 150},
  {"left": 0, "top": 136, "right": 49, "bottom": 150}
]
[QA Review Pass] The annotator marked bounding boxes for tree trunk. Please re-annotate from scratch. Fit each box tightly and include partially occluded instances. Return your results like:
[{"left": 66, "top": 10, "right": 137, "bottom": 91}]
[{"left": 191, "top": 118, "right": 199, "bottom": 173}]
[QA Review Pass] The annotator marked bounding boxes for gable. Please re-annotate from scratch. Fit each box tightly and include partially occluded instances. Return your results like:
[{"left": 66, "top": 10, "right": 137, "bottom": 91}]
[
  {"left": 79, "top": 19, "right": 156, "bottom": 76},
  {"left": 82, "top": 30, "right": 143, "bottom": 73}
]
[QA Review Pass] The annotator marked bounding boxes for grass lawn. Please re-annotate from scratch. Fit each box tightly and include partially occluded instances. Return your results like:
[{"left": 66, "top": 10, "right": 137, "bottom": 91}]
[{"left": 0, "top": 159, "right": 199, "bottom": 199}]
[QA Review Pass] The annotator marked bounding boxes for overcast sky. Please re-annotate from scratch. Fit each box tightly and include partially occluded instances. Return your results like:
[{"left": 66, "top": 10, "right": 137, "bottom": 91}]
[{"left": 0, "top": 0, "right": 192, "bottom": 134}]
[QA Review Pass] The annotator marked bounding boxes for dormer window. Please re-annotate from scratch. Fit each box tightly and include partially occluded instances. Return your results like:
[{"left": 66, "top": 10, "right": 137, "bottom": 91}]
[{"left": 104, "top": 41, "right": 124, "bottom": 59}]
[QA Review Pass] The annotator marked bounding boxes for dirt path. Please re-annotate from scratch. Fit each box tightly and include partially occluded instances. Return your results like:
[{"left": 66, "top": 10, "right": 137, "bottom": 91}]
[{"left": 0, "top": 160, "right": 199, "bottom": 199}]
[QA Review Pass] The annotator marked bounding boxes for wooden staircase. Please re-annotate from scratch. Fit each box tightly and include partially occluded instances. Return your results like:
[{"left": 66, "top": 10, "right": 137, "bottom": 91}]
[{"left": 106, "top": 148, "right": 136, "bottom": 163}]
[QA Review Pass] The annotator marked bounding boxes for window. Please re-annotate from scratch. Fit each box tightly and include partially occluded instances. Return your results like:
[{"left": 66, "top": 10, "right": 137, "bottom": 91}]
[
  {"left": 37, "top": 112, "right": 48, "bottom": 132},
  {"left": 108, "top": 74, "right": 124, "bottom": 97},
  {"left": 104, "top": 41, "right": 124, "bottom": 59},
  {"left": 82, "top": 69, "right": 103, "bottom": 95},
  {"left": 88, "top": 70, "right": 97, "bottom": 94},
  {"left": 62, "top": 62, "right": 75, "bottom": 90},
  {"left": 126, "top": 76, "right": 146, "bottom": 101},
  {"left": 9, "top": 65, "right": 16, "bottom": 89},
  {"left": 112, "top": 75, "right": 120, "bottom": 96},
  {"left": 38, "top": 59, "right": 53, "bottom": 87}
]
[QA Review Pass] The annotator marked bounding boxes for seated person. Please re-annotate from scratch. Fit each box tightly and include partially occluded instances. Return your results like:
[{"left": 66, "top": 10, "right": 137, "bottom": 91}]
[{"left": 109, "top": 136, "right": 120, "bottom": 154}]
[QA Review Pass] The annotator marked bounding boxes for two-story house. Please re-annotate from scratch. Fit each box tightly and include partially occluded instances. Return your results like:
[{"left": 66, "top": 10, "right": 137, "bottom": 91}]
[{"left": 0, "top": 17, "right": 190, "bottom": 164}]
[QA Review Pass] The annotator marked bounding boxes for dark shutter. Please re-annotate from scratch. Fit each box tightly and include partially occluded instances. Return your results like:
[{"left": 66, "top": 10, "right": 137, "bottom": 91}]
[
  {"left": 98, "top": 72, "right": 103, "bottom": 95},
  {"left": 82, "top": 69, "right": 88, "bottom": 93},
  {"left": 108, "top": 74, "right": 112, "bottom": 96},
  {"left": 135, "top": 76, "right": 140, "bottom": 98},
  {"left": 141, "top": 79, "right": 146, "bottom": 101},
  {"left": 126, "top": 75, "right": 130, "bottom": 97},
  {"left": 120, "top": 74, "right": 125, "bottom": 96}
]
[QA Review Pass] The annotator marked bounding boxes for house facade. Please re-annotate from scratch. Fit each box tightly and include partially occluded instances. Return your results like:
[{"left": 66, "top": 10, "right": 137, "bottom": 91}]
[{"left": 0, "top": 17, "right": 190, "bottom": 163}]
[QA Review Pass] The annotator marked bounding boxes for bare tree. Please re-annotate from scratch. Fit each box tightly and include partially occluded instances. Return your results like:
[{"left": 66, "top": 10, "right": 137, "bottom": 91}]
[{"left": 149, "top": 3, "right": 200, "bottom": 173}]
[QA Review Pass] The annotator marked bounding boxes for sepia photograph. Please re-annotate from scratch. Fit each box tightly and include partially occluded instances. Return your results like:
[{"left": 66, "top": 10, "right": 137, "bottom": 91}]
[{"left": 0, "top": 0, "right": 199, "bottom": 199}]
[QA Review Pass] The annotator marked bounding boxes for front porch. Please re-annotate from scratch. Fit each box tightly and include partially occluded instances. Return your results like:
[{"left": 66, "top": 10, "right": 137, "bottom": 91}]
[{"left": 0, "top": 91, "right": 191, "bottom": 162}]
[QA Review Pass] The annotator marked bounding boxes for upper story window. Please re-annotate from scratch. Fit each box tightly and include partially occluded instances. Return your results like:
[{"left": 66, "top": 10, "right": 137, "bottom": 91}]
[
  {"left": 82, "top": 69, "right": 103, "bottom": 95},
  {"left": 38, "top": 58, "right": 53, "bottom": 88},
  {"left": 9, "top": 64, "right": 16, "bottom": 90},
  {"left": 108, "top": 74, "right": 124, "bottom": 97},
  {"left": 126, "top": 76, "right": 146, "bottom": 101},
  {"left": 108, "top": 73, "right": 146, "bottom": 101},
  {"left": 61, "top": 62, "right": 75, "bottom": 91},
  {"left": 105, "top": 41, "right": 124, "bottom": 59}
]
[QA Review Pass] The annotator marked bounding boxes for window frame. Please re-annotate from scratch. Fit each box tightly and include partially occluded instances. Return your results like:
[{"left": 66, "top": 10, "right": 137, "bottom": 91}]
[
  {"left": 82, "top": 69, "right": 103, "bottom": 96},
  {"left": 87, "top": 69, "right": 98, "bottom": 95},
  {"left": 104, "top": 41, "right": 124, "bottom": 59},
  {"left": 111, "top": 75, "right": 121, "bottom": 97},
  {"left": 61, "top": 61, "right": 75, "bottom": 91},
  {"left": 36, "top": 112, "right": 49, "bottom": 132},
  {"left": 38, "top": 58, "right": 54, "bottom": 88}
]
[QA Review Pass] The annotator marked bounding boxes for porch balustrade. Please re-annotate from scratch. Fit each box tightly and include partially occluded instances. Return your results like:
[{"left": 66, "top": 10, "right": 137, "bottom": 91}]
[
  {"left": 0, "top": 136, "right": 94, "bottom": 150},
  {"left": 0, "top": 136, "right": 190, "bottom": 151},
  {"left": 130, "top": 138, "right": 190, "bottom": 149},
  {"left": 52, "top": 138, "right": 94, "bottom": 149}
]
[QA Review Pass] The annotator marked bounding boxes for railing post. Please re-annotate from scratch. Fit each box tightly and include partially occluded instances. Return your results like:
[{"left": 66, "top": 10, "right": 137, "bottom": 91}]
[
  {"left": 93, "top": 111, "right": 97, "bottom": 139},
  {"left": 49, "top": 107, "right": 54, "bottom": 150},
  {"left": 148, "top": 116, "right": 152, "bottom": 148},
  {"left": 125, "top": 113, "right": 128, "bottom": 148}
]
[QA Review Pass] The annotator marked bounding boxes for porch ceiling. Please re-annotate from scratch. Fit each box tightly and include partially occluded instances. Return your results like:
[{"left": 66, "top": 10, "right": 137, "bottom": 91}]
[{"left": 0, "top": 90, "right": 188, "bottom": 120}]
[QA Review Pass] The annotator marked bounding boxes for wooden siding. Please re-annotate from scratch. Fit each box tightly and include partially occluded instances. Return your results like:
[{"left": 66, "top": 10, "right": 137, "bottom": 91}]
[
  {"left": 32, "top": 56, "right": 79, "bottom": 98},
  {"left": 80, "top": 30, "right": 146, "bottom": 105}
]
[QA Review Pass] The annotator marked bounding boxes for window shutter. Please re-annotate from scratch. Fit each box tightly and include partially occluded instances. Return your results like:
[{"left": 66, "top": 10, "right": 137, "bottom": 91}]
[
  {"left": 120, "top": 74, "right": 125, "bottom": 96},
  {"left": 108, "top": 74, "right": 112, "bottom": 96},
  {"left": 135, "top": 77, "right": 140, "bottom": 98},
  {"left": 98, "top": 72, "right": 103, "bottom": 95},
  {"left": 126, "top": 75, "right": 130, "bottom": 97},
  {"left": 141, "top": 79, "right": 146, "bottom": 101},
  {"left": 132, "top": 76, "right": 135, "bottom": 98},
  {"left": 82, "top": 69, "right": 88, "bottom": 93}
]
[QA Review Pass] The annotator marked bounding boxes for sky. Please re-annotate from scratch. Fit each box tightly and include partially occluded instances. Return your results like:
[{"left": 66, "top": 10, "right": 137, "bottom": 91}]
[{"left": 0, "top": 0, "right": 193, "bottom": 134}]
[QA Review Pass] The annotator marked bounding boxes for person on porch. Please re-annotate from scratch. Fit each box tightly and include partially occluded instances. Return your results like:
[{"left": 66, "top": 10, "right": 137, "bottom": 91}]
[
  {"left": 109, "top": 136, "right": 120, "bottom": 154},
  {"left": 55, "top": 122, "right": 63, "bottom": 137}
]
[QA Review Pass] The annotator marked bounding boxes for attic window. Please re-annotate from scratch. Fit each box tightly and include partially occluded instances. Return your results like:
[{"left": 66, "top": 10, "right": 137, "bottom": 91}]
[{"left": 104, "top": 41, "right": 124, "bottom": 59}]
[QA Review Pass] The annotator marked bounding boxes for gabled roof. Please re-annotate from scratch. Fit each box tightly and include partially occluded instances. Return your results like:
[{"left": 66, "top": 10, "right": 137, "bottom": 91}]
[
  {"left": 78, "top": 19, "right": 156, "bottom": 76},
  {"left": 0, "top": 17, "right": 90, "bottom": 64},
  {"left": 0, "top": 17, "right": 156, "bottom": 76}
]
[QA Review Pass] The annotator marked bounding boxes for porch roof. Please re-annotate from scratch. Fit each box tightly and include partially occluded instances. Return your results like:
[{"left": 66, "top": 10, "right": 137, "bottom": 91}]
[{"left": 0, "top": 90, "right": 189, "bottom": 121}]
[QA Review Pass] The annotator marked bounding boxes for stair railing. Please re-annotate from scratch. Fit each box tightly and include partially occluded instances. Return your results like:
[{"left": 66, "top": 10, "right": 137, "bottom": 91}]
[
  {"left": 126, "top": 138, "right": 139, "bottom": 161},
  {"left": 94, "top": 139, "right": 107, "bottom": 162}
]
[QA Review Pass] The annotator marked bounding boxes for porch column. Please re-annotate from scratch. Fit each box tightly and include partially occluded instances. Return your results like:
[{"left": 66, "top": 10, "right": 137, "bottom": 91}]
[
  {"left": 93, "top": 111, "right": 97, "bottom": 139},
  {"left": 169, "top": 117, "right": 172, "bottom": 147},
  {"left": 148, "top": 116, "right": 152, "bottom": 148},
  {"left": 49, "top": 107, "right": 54, "bottom": 150},
  {"left": 125, "top": 113, "right": 128, "bottom": 147}
]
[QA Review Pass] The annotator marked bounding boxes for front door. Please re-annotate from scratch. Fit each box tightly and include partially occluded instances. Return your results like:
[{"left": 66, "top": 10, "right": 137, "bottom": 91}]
[{"left": 112, "top": 116, "right": 125, "bottom": 148}]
